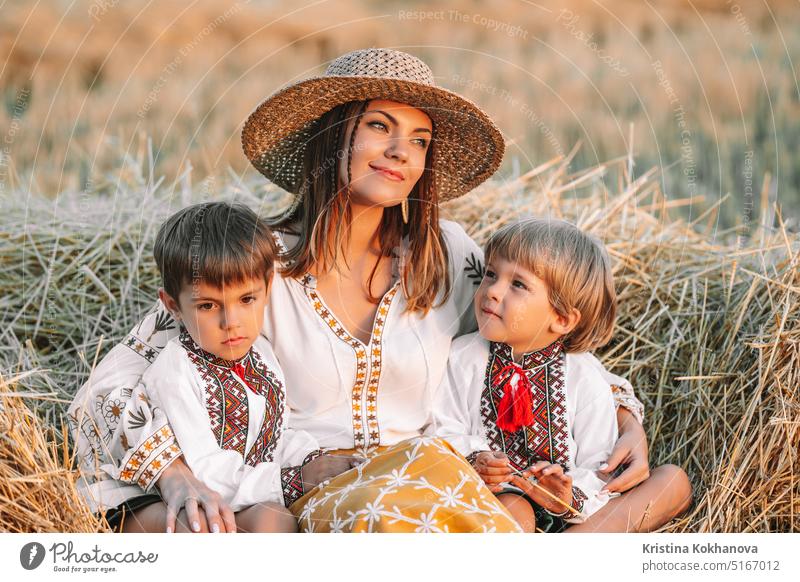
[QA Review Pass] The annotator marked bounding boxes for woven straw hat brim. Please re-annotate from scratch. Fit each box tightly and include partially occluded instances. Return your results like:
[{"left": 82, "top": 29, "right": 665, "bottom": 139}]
[{"left": 241, "top": 75, "right": 505, "bottom": 202}]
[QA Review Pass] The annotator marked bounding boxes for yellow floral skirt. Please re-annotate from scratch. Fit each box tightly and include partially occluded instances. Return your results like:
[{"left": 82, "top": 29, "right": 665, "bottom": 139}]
[{"left": 289, "top": 437, "right": 522, "bottom": 533}]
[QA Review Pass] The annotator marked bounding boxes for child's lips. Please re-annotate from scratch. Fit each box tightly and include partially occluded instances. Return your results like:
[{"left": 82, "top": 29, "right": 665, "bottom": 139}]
[
  {"left": 481, "top": 307, "right": 501, "bottom": 319},
  {"left": 222, "top": 336, "right": 246, "bottom": 346}
]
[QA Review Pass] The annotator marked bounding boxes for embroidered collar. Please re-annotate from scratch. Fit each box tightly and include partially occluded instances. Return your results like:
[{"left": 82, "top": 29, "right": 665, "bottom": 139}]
[
  {"left": 178, "top": 327, "right": 251, "bottom": 369},
  {"left": 490, "top": 339, "right": 564, "bottom": 370}
]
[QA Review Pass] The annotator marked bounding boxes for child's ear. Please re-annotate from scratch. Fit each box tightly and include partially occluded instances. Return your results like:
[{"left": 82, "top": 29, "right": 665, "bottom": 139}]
[
  {"left": 158, "top": 287, "right": 181, "bottom": 321},
  {"left": 550, "top": 307, "right": 581, "bottom": 336}
]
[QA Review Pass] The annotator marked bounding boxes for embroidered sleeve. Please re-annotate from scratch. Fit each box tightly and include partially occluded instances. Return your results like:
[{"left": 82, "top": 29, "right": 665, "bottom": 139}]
[
  {"left": 116, "top": 381, "right": 181, "bottom": 491},
  {"left": 67, "top": 302, "right": 180, "bottom": 485},
  {"left": 281, "top": 450, "right": 325, "bottom": 507},
  {"left": 439, "top": 220, "right": 484, "bottom": 337},
  {"left": 67, "top": 301, "right": 183, "bottom": 493},
  {"left": 611, "top": 383, "right": 645, "bottom": 425},
  {"left": 545, "top": 485, "right": 588, "bottom": 518}
]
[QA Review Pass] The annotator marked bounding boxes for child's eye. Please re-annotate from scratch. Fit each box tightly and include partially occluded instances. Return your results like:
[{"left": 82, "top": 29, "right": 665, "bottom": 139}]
[
  {"left": 368, "top": 120, "right": 388, "bottom": 132},
  {"left": 512, "top": 280, "right": 528, "bottom": 290},
  {"left": 197, "top": 303, "right": 214, "bottom": 311},
  {"left": 484, "top": 269, "right": 496, "bottom": 280},
  {"left": 242, "top": 296, "right": 255, "bottom": 304}
]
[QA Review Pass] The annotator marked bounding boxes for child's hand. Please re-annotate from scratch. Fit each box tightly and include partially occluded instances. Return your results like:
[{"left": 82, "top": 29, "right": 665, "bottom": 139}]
[
  {"left": 301, "top": 454, "right": 362, "bottom": 490},
  {"left": 472, "top": 451, "right": 513, "bottom": 493},
  {"left": 510, "top": 461, "right": 573, "bottom": 514}
]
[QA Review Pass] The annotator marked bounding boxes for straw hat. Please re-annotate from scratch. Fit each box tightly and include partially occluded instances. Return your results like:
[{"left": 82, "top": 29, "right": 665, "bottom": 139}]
[{"left": 241, "top": 48, "right": 505, "bottom": 202}]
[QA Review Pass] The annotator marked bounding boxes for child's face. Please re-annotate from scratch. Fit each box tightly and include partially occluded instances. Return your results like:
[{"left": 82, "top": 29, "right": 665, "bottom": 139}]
[
  {"left": 474, "top": 256, "right": 575, "bottom": 358},
  {"left": 159, "top": 275, "right": 270, "bottom": 361}
]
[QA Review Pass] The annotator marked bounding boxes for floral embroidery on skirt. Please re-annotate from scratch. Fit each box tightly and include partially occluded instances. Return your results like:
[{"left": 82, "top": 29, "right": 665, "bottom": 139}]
[{"left": 290, "top": 437, "right": 522, "bottom": 533}]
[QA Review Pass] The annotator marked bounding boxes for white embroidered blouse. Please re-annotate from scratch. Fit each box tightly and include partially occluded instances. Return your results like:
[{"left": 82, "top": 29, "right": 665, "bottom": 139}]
[
  {"left": 261, "top": 220, "right": 486, "bottom": 454},
  {"left": 432, "top": 333, "right": 623, "bottom": 523},
  {"left": 68, "top": 219, "right": 644, "bottom": 511}
]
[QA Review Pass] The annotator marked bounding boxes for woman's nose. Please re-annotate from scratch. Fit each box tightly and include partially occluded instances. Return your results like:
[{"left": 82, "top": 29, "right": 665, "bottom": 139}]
[{"left": 385, "top": 139, "right": 409, "bottom": 162}]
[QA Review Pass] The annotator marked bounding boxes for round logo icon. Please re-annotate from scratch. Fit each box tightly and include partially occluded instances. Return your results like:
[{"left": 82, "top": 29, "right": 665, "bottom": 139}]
[{"left": 20, "top": 542, "right": 46, "bottom": 570}]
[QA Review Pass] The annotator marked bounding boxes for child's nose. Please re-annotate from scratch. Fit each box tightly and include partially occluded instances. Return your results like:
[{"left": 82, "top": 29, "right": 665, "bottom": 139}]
[
  {"left": 221, "top": 308, "right": 241, "bottom": 329},
  {"left": 486, "top": 280, "right": 504, "bottom": 302}
]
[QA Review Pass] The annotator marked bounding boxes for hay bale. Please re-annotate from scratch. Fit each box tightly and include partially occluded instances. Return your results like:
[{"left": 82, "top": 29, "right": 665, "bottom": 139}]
[
  {"left": 1, "top": 143, "right": 797, "bottom": 531},
  {"left": 0, "top": 371, "right": 108, "bottom": 532}
]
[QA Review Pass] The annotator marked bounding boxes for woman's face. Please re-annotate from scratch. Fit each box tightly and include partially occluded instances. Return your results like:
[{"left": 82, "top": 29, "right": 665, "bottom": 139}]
[{"left": 339, "top": 99, "right": 432, "bottom": 210}]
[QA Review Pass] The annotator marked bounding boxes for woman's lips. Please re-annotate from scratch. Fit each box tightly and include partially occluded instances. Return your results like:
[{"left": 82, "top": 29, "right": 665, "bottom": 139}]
[{"left": 369, "top": 163, "right": 404, "bottom": 181}]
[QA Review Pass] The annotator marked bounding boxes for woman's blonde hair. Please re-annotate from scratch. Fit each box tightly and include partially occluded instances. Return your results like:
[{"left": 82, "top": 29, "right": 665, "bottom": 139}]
[
  {"left": 269, "top": 100, "right": 451, "bottom": 313},
  {"left": 485, "top": 218, "right": 617, "bottom": 353}
]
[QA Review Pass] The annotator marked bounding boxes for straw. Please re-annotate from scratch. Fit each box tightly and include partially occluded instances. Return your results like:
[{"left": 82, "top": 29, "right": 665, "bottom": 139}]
[{"left": 1, "top": 140, "right": 797, "bottom": 532}]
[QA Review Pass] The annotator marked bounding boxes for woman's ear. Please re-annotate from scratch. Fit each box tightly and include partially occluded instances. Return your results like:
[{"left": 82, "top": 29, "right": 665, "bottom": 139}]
[
  {"left": 158, "top": 287, "right": 181, "bottom": 321},
  {"left": 550, "top": 307, "right": 581, "bottom": 336}
]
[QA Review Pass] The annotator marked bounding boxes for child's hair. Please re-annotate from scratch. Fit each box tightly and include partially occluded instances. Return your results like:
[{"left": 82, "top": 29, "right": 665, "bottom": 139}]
[
  {"left": 154, "top": 202, "right": 278, "bottom": 307},
  {"left": 484, "top": 217, "right": 616, "bottom": 353}
]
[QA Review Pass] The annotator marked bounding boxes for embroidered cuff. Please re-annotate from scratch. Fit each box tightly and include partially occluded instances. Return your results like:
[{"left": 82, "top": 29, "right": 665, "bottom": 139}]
[
  {"left": 466, "top": 451, "right": 482, "bottom": 467},
  {"left": 280, "top": 450, "right": 325, "bottom": 507},
  {"left": 611, "top": 384, "right": 645, "bottom": 425},
  {"left": 544, "top": 485, "right": 587, "bottom": 518},
  {"left": 280, "top": 466, "right": 304, "bottom": 507},
  {"left": 119, "top": 426, "right": 181, "bottom": 491}
]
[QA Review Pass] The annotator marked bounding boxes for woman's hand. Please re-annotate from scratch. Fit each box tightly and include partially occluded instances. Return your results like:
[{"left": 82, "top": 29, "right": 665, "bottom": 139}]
[
  {"left": 473, "top": 451, "right": 513, "bottom": 493},
  {"left": 510, "top": 461, "right": 573, "bottom": 514},
  {"left": 599, "top": 407, "right": 651, "bottom": 493},
  {"left": 156, "top": 456, "right": 236, "bottom": 533},
  {"left": 301, "top": 454, "right": 362, "bottom": 490}
]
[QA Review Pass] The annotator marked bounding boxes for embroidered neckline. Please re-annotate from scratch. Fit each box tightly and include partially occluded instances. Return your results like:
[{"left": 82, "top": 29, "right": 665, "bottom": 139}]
[
  {"left": 180, "top": 326, "right": 285, "bottom": 465},
  {"left": 301, "top": 276, "right": 400, "bottom": 453},
  {"left": 490, "top": 339, "right": 564, "bottom": 370},
  {"left": 178, "top": 327, "right": 251, "bottom": 369},
  {"left": 482, "top": 340, "right": 569, "bottom": 469}
]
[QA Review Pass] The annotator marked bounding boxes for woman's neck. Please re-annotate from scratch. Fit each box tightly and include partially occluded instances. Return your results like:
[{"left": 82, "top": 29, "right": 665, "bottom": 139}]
[{"left": 346, "top": 202, "right": 384, "bottom": 259}]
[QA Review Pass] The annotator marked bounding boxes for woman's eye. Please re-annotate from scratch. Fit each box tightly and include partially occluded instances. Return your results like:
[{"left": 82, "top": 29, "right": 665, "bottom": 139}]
[
  {"left": 412, "top": 137, "right": 429, "bottom": 148},
  {"left": 368, "top": 120, "right": 388, "bottom": 131}
]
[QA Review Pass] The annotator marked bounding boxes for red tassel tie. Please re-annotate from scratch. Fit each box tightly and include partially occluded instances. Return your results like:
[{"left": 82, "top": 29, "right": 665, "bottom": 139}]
[
  {"left": 494, "top": 363, "right": 534, "bottom": 433},
  {"left": 232, "top": 363, "right": 249, "bottom": 387}
]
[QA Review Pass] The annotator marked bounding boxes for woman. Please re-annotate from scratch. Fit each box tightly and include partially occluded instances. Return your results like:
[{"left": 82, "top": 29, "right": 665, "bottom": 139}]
[{"left": 69, "top": 48, "right": 690, "bottom": 533}]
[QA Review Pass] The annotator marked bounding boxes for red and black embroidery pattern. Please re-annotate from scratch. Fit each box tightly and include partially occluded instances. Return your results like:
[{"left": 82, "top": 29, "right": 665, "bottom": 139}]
[
  {"left": 179, "top": 329, "right": 284, "bottom": 465},
  {"left": 479, "top": 340, "right": 569, "bottom": 471},
  {"left": 280, "top": 449, "right": 324, "bottom": 507}
]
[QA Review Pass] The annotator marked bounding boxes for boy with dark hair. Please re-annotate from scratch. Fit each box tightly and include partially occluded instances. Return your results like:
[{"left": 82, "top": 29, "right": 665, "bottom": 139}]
[{"left": 104, "top": 202, "right": 351, "bottom": 532}]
